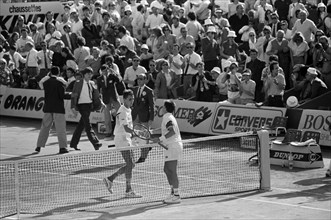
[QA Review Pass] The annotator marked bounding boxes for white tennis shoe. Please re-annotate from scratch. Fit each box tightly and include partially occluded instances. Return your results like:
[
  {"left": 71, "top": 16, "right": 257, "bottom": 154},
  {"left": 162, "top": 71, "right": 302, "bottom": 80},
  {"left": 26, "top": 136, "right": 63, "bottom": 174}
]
[
  {"left": 163, "top": 195, "right": 181, "bottom": 204},
  {"left": 125, "top": 191, "right": 142, "bottom": 198},
  {"left": 103, "top": 178, "right": 113, "bottom": 194}
]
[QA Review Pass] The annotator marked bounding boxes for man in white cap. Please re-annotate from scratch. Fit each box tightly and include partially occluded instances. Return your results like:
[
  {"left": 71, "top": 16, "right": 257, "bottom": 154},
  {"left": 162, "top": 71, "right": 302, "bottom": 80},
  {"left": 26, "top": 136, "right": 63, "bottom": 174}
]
[
  {"left": 240, "top": 69, "right": 256, "bottom": 105},
  {"left": 220, "top": 31, "right": 241, "bottom": 63},
  {"left": 286, "top": 96, "right": 299, "bottom": 108},
  {"left": 201, "top": 26, "right": 220, "bottom": 71},
  {"left": 145, "top": 3, "right": 164, "bottom": 30},
  {"left": 299, "top": 67, "right": 328, "bottom": 102}
]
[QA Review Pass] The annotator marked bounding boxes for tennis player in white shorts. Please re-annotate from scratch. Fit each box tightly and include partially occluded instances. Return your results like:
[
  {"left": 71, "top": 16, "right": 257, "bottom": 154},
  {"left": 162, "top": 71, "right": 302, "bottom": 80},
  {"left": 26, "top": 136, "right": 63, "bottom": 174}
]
[
  {"left": 157, "top": 100, "right": 183, "bottom": 204},
  {"left": 103, "top": 90, "right": 142, "bottom": 198}
]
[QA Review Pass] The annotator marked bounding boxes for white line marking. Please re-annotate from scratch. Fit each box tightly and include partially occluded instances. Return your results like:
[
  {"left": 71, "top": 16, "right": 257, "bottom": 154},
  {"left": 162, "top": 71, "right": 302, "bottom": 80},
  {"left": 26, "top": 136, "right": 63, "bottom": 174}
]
[
  {"left": 273, "top": 187, "right": 331, "bottom": 197},
  {"left": 0, "top": 154, "right": 18, "bottom": 157},
  {"left": 229, "top": 195, "right": 331, "bottom": 212}
]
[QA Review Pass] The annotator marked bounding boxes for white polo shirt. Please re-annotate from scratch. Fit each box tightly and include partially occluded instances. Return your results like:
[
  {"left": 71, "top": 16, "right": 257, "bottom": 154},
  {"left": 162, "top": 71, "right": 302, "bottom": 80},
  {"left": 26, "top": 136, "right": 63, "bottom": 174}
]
[
  {"left": 124, "top": 65, "right": 147, "bottom": 88},
  {"left": 161, "top": 112, "right": 182, "bottom": 145},
  {"left": 114, "top": 105, "right": 133, "bottom": 138},
  {"left": 26, "top": 48, "right": 39, "bottom": 67},
  {"left": 183, "top": 52, "right": 201, "bottom": 75}
]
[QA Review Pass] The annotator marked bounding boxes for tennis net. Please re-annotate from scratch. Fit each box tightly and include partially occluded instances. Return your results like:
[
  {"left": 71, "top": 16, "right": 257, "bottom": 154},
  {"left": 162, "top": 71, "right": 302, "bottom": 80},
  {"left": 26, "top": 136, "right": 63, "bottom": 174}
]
[{"left": 0, "top": 131, "right": 270, "bottom": 218}]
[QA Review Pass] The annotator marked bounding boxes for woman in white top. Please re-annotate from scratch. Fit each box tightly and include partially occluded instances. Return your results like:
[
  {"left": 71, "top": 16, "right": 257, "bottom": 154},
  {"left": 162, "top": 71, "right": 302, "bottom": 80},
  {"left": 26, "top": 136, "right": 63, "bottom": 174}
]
[{"left": 288, "top": 32, "right": 309, "bottom": 66}]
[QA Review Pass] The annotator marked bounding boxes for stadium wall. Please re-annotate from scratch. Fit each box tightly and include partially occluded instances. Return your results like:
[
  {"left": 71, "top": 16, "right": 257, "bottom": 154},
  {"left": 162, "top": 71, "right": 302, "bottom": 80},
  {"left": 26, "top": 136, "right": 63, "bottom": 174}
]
[{"left": 0, "top": 86, "right": 330, "bottom": 147}]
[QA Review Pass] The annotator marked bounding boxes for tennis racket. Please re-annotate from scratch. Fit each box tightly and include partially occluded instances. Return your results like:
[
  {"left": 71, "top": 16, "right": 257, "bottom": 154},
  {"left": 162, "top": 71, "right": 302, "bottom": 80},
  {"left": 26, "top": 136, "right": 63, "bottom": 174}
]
[{"left": 133, "top": 124, "right": 168, "bottom": 150}]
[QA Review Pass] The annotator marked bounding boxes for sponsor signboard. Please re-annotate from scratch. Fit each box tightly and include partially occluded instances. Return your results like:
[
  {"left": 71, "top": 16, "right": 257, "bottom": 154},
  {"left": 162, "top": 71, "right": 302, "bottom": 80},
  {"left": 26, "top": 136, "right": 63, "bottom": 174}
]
[
  {"left": 0, "top": 1, "right": 64, "bottom": 33},
  {"left": 0, "top": 87, "right": 104, "bottom": 123},
  {"left": 270, "top": 143, "right": 324, "bottom": 168},
  {"left": 210, "top": 104, "right": 287, "bottom": 134},
  {"left": 298, "top": 110, "right": 331, "bottom": 147},
  {"left": 152, "top": 99, "right": 217, "bottom": 134}
]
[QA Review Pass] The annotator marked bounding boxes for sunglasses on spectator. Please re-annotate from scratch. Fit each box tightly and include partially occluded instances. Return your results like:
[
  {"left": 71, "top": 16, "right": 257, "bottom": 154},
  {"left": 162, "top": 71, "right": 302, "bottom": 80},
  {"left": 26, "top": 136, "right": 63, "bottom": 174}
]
[
  {"left": 0, "top": 62, "right": 6, "bottom": 64},
  {"left": 133, "top": 59, "right": 140, "bottom": 62},
  {"left": 249, "top": 34, "right": 255, "bottom": 37},
  {"left": 149, "top": 64, "right": 155, "bottom": 66}
]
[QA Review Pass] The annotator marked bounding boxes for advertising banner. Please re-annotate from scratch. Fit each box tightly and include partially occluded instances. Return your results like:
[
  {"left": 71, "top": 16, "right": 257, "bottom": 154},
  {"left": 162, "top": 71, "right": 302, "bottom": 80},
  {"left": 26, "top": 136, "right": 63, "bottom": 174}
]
[
  {"left": 0, "top": 87, "right": 104, "bottom": 124},
  {"left": 152, "top": 99, "right": 217, "bottom": 134},
  {"left": 298, "top": 110, "right": 331, "bottom": 147},
  {"left": 0, "top": 1, "right": 64, "bottom": 32},
  {"left": 210, "top": 104, "right": 287, "bottom": 134}
]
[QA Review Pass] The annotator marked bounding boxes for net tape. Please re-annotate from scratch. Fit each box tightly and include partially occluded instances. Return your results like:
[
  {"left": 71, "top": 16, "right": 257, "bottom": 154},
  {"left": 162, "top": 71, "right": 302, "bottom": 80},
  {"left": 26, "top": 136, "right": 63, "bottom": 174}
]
[{"left": 0, "top": 132, "right": 261, "bottom": 217}]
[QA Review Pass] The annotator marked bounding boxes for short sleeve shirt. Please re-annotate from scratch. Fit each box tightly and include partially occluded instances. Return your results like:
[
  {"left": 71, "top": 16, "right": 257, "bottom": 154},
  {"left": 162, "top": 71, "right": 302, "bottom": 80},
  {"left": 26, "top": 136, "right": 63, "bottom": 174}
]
[
  {"left": 161, "top": 112, "right": 182, "bottom": 145},
  {"left": 114, "top": 105, "right": 133, "bottom": 137}
]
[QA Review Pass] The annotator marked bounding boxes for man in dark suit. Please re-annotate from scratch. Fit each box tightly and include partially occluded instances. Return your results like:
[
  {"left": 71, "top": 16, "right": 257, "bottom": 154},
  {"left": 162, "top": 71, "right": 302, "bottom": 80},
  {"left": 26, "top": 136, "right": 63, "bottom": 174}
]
[
  {"left": 132, "top": 73, "right": 155, "bottom": 163},
  {"left": 201, "top": 26, "right": 220, "bottom": 72},
  {"left": 70, "top": 67, "right": 103, "bottom": 151},
  {"left": 35, "top": 66, "right": 69, "bottom": 154},
  {"left": 246, "top": 49, "right": 266, "bottom": 102},
  {"left": 97, "top": 64, "right": 121, "bottom": 137},
  {"left": 61, "top": 24, "right": 78, "bottom": 52}
]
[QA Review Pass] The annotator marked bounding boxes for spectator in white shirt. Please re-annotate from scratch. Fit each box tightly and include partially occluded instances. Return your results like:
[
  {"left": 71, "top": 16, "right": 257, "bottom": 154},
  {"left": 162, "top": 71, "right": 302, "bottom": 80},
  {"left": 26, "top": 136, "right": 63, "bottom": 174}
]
[
  {"left": 256, "top": 0, "right": 274, "bottom": 24},
  {"left": 37, "top": 41, "right": 54, "bottom": 79},
  {"left": 25, "top": 42, "right": 41, "bottom": 78},
  {"left": 57, "top": 13, "right": 72, "bottom": 35},
  {"left": 171, "top": 16, "right": 186, "bottom": 39},
  {"left": 131, "top": 4, "right": 145, "bottom": 41},
  {"left": 145, "top": 5, "right": 164, "bottom": 30},
  {"left": 182, "top": 42, "right": 201, "bottom": 98},
  {"left": 280, "top": 20, "right": 292, "bottom": 40},
  {"left": 16, "top": 28, "right": 34, "bottom": 57},
  {"left": 118, "top": 26, "right": 135, "bottom": 51},
  {"left": 292, "top": 10, "right": 318, "bottom": 43},
  {"left": 124, "top": 55, "right": 147, "bottom": 88},
  {"left": 6, "top": 46, "right": 26, "bottom": 70},
  {"left": 70, "top": 11, "right": 84, "bottom": 36},
  {"left": 240, "top": 69, "right": 256, "bottom": 105}
]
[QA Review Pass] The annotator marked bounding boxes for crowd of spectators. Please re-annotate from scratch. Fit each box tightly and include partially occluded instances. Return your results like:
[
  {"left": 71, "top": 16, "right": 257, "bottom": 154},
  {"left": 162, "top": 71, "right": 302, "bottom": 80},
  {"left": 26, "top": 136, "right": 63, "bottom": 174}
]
[{"left": 0, "top": 0, "right": 331, "bottom": 107}]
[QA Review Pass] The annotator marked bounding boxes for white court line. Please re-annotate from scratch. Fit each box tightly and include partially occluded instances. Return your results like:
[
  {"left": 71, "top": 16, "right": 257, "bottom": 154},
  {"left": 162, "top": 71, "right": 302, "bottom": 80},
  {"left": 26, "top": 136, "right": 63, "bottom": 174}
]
[
  {"left": 228, "top": 195, "right": 331, "bottom": 212},
  {"left": 0, "top": 154, "right": 18, "bottom": 157},
  {"left": 273, "top": 187, "right": 331, "bottom": 197}
]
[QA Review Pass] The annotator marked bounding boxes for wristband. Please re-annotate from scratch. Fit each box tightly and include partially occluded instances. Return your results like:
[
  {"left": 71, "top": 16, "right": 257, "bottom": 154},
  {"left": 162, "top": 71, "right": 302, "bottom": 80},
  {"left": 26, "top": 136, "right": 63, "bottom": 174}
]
[{"left": 159, "top": 136, "right": 166, "bottom": 142}]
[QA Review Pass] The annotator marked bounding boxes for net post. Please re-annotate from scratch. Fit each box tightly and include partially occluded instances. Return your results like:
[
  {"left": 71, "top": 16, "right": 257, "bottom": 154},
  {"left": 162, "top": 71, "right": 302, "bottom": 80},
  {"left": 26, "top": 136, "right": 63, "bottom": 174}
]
[
  {"left": 14, "top": 162, "right": 20, "bottom": 219},
  {"left": 257, "top": 130, "right": 271, "bottom": 191}
]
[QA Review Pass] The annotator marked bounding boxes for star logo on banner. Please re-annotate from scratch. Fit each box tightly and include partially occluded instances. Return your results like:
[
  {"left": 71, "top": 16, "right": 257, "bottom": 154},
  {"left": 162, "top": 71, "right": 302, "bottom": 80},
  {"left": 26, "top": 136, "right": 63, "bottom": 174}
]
[{"left": 214, "top": 109, "right": 230, "bottom": 130}]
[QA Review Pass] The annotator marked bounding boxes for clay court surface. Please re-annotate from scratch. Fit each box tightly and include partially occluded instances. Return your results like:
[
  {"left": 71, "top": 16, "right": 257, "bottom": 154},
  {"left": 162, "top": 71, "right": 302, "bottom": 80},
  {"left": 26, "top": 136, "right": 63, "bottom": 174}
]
[{"left": 0, "top": 116, "right": 330, "bottom": 220}]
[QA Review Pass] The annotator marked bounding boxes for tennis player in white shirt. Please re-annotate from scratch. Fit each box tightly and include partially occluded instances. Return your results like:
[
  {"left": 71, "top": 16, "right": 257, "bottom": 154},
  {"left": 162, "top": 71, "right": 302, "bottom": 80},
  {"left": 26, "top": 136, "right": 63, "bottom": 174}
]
[
  {"left": 103, "top": 89, "right": 142, "bottom": 198},
  {"left": 152, "top": 100, "right": 183, "bottom": 204}
]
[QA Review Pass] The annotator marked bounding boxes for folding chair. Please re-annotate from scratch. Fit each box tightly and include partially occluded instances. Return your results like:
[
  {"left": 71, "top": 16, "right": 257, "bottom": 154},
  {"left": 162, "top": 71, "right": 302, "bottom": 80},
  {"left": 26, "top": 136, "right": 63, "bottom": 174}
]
[
  {"left": 273, "top": 129, "right": 302, "bottom": 145},
  {"left": 262, "top": 116, "right": 288, "bottom": 137}
]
